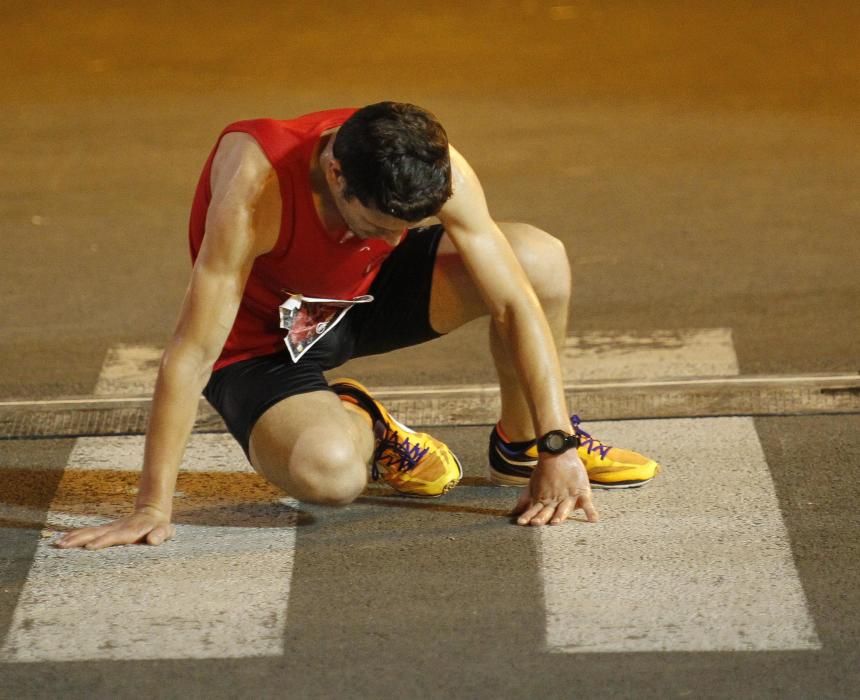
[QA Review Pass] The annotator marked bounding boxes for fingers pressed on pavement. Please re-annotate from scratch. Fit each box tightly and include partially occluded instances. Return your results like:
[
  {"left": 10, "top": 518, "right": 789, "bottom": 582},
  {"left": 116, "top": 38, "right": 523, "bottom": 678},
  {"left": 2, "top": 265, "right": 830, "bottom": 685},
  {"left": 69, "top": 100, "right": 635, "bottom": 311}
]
[
  {"left": 517, "top": 502, "right": 545, "bottom": 525},
  {"left": 146, "top": 525, "right": 174, "bottom": 546},
  {"left": 581, "top": 496, "right": 600, "bottom": 523},
  {"left": 550, "top": 498, "right": 575, "bottom": 525},
  {"left": 529, "top": 504, "right": 557, "bottom": 526},
  {"left": 512, "top": 488, "right": 531, "bottom": 515},
  {"left": 55, "top": 526, "right": 105, "bottom": 549},
  {"left": 85, "top": 526, "right": 146, "bottom": 550}
]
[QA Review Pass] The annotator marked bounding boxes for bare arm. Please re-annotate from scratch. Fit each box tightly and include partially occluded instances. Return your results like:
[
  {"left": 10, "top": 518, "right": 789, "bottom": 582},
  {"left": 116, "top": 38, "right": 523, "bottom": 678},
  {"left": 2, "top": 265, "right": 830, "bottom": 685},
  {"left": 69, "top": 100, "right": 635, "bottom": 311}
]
[
  {"left": 57, "top": 132, "right": 279, "bottom": 549},
  {"left": 438, "top": 147, "right": 597, "bottom": 526}
]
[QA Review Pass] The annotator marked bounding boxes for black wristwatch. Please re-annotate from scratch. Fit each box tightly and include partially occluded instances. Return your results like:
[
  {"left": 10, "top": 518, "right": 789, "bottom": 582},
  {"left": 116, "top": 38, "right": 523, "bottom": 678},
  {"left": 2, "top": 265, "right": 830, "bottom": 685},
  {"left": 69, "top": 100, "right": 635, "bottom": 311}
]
[{"left": 536, "top": 429, "right": 581, "bottom": 455}]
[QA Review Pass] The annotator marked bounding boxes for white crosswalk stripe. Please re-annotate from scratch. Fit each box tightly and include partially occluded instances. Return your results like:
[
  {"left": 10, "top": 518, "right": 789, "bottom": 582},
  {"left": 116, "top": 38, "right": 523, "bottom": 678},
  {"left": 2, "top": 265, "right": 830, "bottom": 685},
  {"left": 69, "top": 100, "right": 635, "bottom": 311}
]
[
  {"left": 543, "top": 328, "right": 820, "bottom": 652},
  {"left": 0, "top": 350, "right": 294, "bottom": 662},
  {"left": 2, "top": 513, "right": 298, "bottom": 662},
  {"left": 0, "top": 329, "right": 820, "bottom": 661},
  {"left": 561, "top": 328, "right": 738, "bottom": 381},
  {"left": 542, "top": 417, "right": 819, "bottom": 652},
  {"left": 80, "top": 329, "right": 742, "bottom": 397}
]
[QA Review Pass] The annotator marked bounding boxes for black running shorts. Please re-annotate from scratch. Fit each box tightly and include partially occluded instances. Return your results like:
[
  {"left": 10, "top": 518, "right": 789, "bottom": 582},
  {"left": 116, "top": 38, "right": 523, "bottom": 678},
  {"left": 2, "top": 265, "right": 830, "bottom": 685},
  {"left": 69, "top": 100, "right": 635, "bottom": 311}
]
[{"left": 203, "top": 225, "right": 446, "bottom": 456}]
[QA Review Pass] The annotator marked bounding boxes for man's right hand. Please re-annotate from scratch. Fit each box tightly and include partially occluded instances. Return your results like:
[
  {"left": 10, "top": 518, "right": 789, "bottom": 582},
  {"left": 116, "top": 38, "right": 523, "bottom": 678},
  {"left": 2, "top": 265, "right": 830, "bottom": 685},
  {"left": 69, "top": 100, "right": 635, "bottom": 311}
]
[{"left": 54, "top": 505, "right": 175, "bottom": 550}]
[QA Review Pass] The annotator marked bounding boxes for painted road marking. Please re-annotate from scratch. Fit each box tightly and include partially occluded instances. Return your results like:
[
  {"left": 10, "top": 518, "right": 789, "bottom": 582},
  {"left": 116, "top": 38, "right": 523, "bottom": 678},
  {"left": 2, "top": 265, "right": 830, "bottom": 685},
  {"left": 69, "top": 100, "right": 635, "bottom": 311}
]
[
  {"left": 83, "top": 330, "right": 741, "bottom": 396},
  {"left": 93, "top": 344, "right": 163, "bottom": 396},
  {"left": 64, "top": 433, "right": 252, "bottom": 473},
  {"left": 542, "top": 417, "right": 820, "bottom": 652},
  {"left": 0, "top": 330, "right": 821, "bottom": 660},
  {"left": 541, "top": 331, "right": 820, "bottom": 652},
  {"left": 13, "top": 329, "right": 854, "bottom": 437},
  {"left": 1, "top": 517, "right": 298, "bottom": 661},
  {"left": 0, "top": 352, "right": 299, "bottom": 661},
  {"left": 0, "top": 459, "right": 299, "bottom": 662},
  {"left": 561, "top": 328, "right": 738, "bottom": 380}
]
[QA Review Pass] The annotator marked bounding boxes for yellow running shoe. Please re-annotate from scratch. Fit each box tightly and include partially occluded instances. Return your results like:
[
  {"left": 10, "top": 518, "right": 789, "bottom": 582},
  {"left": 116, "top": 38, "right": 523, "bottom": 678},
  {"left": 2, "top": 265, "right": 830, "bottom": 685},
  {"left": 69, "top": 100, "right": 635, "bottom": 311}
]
[
  {"left": 331, "top": 378, "right": 462, "bottom": 498},
  {"left": 488, "top": 415, "right": 660, "bottom": 489}
]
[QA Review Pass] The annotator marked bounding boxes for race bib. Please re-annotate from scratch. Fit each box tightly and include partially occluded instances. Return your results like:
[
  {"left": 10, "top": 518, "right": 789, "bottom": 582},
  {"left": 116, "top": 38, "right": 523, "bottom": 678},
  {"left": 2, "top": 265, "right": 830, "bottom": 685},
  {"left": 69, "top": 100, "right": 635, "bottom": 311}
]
[{"left": 278, "top": 293, "right": 374, "bottom": 362}]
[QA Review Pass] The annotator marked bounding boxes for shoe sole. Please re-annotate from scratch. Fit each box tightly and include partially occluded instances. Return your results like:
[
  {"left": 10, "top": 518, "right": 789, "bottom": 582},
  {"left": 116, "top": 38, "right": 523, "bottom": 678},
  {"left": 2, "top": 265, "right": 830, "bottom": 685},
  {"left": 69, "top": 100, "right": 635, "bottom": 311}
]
[{"left": 488, "top": 465, "right": 655, "bottom": 490}]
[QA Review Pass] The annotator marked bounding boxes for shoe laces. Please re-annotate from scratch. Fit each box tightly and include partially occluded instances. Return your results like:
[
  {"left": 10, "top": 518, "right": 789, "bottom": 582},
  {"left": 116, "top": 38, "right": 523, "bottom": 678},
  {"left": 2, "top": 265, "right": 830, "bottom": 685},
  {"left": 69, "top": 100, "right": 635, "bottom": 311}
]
[
  {"left": 571, "top": 415, "right": 611, "bottom": 459},
  {"left": 371, "top": 427, "right": 430, "bottom": 480}
]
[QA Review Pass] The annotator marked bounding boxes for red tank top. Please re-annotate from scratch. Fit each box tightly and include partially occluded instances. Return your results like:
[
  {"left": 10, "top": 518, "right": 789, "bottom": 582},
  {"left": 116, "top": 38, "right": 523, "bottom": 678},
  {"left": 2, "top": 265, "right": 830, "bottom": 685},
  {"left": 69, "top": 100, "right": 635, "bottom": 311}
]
[{"left": 189, "top": 109, "right": 398, "bottom": 370}]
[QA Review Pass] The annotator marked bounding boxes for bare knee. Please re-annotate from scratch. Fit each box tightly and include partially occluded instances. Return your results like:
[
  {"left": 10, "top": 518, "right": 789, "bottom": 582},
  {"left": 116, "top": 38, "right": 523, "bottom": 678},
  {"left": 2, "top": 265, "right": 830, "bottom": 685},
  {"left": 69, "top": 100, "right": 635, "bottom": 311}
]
[
  {"left": 253, "top": 433, "right": 367, "bottom": 507},
  {"left": 503, "top": 223, "right": 571, "bottom": 305},
  {"left": 290, "top": 454, "right": 367, "bottom": 506}
]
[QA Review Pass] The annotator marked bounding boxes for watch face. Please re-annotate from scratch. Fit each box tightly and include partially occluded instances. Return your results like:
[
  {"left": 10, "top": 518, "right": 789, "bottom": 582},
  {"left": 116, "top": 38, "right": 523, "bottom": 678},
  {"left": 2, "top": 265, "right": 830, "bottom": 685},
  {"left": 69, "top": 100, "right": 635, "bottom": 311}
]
[
  {"left": 538, "top": 430, "right": 580, "bottom": 454},
  {"left": 546, "top": 432, "right": 566, "bottom": 452}
]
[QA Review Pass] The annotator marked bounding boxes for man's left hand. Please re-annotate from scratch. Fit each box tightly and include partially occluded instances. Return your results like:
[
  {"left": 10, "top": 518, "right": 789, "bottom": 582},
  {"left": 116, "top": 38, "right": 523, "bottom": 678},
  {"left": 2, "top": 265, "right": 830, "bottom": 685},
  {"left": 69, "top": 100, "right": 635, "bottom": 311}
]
[{"left": 512, "top": 451, "right": 599, "bottom": 526}]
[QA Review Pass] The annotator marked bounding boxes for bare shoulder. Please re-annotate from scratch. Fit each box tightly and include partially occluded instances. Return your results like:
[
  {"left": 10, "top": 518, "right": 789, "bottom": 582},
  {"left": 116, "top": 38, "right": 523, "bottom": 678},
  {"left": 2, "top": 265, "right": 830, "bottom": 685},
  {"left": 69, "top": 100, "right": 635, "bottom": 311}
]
[
  {"left": 448, "top": 144, "right": 480, "bottom": 190},
  {"left": 438, "top": 144, "right": 492, "bottom": 230},
  {"left": 210, "top": 131, "right": 276, "bottom": 205},
  {"left": 202, "top": 131, "right": 280, "bottom": 262}
]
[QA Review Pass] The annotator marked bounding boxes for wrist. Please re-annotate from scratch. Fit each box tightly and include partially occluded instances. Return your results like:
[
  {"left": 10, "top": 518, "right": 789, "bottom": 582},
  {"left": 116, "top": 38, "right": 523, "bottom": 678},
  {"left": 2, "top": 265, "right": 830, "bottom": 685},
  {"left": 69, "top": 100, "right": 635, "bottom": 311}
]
[
  {"left": 536, "top": 429, "right": 580, "bottom": 455},
  {"left": 134, "top": 500, "right": 172, "bottom": 518}
]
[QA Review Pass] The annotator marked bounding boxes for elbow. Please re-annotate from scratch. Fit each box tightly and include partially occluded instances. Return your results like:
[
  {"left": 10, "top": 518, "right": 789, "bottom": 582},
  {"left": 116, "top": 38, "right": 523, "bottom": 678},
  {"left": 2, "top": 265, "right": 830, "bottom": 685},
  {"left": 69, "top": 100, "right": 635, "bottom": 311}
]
[
  {"left": 489, "top": 290, "right": 542, "bottom": 338},
  {"left": 488, "top": 301, "right": 515, "bottom": 333},
  {"left": 158, "top": 341, "right": 216, "bottom": 393}
]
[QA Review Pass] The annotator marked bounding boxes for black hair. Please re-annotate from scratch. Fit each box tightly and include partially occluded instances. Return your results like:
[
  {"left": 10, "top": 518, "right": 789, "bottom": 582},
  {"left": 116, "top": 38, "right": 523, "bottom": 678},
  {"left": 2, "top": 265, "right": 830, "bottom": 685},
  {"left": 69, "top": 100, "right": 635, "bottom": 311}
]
[{"left": 332, "top": 102, "right": 453, "bottom": 221}]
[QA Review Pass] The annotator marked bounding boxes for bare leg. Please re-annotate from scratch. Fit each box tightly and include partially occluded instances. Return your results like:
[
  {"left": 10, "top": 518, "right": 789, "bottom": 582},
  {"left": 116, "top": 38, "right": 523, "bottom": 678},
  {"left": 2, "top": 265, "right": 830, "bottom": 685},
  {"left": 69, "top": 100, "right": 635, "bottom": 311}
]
[
  {"left": 248, "top": 390, "right": 374, "bottom": 506},
  {"left": 429, "top": 222, "right": 572, "bottom": 442},
  {"left": 247, "top": 222, "right": 570, "bottom": 502}
]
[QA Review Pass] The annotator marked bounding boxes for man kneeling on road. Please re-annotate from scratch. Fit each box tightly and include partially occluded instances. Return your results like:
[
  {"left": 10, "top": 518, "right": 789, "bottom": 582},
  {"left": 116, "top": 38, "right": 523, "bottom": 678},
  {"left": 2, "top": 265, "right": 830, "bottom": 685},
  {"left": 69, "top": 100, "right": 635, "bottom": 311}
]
[{"left": 57, "top": 102, "right": 659, "bottom": 550}]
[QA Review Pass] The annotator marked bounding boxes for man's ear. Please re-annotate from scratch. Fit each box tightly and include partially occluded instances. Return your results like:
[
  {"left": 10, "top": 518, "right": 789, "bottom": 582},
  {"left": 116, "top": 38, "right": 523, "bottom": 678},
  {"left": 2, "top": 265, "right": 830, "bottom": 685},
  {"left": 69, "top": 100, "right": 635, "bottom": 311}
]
[{"left": 325, "top": 157, "right": 345, "bottom": 192}]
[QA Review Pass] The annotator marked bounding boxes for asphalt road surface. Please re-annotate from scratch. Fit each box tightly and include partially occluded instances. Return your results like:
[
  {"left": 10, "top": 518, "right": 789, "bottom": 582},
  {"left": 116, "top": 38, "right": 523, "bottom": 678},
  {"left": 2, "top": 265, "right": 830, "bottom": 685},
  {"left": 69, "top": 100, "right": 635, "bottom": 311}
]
[{"left": 1, "top": 2, "right": 858, "bottom": 698}]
